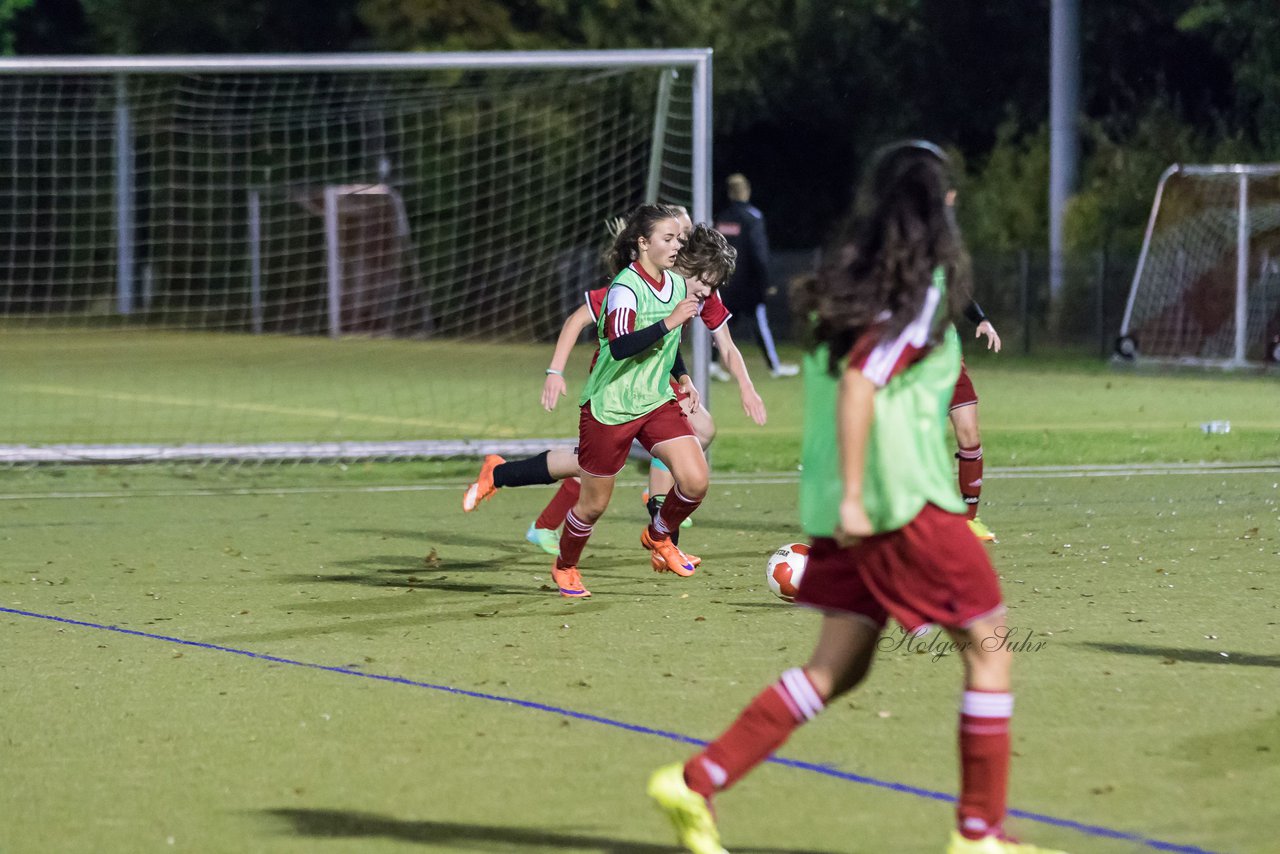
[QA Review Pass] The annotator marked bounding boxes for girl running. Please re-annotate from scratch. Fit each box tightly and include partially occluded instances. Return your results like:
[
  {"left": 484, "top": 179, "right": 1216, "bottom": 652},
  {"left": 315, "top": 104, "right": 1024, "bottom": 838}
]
[
  {"left": 548, "top": 205, "right": 733, "bottom": 597},
  {"left": 462, "top": 224, "right": 766, "bottom": 557},
  {"left": 647, "top": 141, "right": 1066, "bottom": 854}
]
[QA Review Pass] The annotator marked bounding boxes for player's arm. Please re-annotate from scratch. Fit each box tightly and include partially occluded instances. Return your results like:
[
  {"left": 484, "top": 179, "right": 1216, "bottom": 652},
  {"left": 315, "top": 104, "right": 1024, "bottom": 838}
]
[
  {"left": 964, "top": 299, "right": 1001, "bottom": 352},
  {"left": 542, "top": 304, "right": 594, "bottom": 411},
  {"left": 669, "top": 349, "right": 701, "bottom": 413},
  {"left": 835, "top": 365, "right": 875, "bottom": 546},
  {"left": 605, "top": 294, "right": 698, "bottom": 360},
  {"left": 711, "top": 324, "right": 766, "bottom": 425},
  {"left": 671, "top": 349, "right": 689, "bottom": 383}
]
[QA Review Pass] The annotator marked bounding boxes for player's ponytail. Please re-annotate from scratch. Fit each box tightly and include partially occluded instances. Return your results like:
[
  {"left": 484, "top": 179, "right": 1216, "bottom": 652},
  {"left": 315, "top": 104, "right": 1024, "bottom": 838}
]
[{"left": 605, "top": 203, "right": 684, "bottom": 273}]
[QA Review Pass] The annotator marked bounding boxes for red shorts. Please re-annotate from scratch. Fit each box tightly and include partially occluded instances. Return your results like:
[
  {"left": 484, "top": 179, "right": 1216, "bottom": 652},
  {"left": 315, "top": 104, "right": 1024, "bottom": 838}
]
[
  {"left": 672, "top": 378, "right": 690, "bottom": 403},
  {"left": 949, "top": 361, "right": 978, "bottom": 410},
  {"left": 577, "top": 399, "right": 696, "bottom": 477},
  {"left": 795, "top": 503, "right": 1004, "bottom": 634}
]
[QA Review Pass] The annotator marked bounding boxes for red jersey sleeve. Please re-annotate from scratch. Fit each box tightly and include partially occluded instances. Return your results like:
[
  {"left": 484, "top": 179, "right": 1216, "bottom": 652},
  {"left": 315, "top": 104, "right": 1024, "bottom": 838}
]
[
  {"left": 584, "top": 286, "right": 607, "bottom": 323},
  {"left": 697, "top": 291, "right": 732, "bottom": 332}
]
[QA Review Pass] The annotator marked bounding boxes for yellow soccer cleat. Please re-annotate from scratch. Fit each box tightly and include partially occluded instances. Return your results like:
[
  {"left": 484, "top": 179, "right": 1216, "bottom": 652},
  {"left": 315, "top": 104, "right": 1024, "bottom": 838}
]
[
  {"left": 647, "top": 763, "right": 728, "bottom": 854},
  {"left": 947, "top": 830, "right": 1067, "bottom": 854},
  {"left": 968, "top": 517, "right": 997, "bottom": 542}
]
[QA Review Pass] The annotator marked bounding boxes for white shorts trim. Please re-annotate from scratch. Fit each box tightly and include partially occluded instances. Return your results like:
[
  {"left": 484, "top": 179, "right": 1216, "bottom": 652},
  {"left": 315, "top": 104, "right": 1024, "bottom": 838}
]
[{"left": 646, "top": 434, "right": 701, "bottom": 457}]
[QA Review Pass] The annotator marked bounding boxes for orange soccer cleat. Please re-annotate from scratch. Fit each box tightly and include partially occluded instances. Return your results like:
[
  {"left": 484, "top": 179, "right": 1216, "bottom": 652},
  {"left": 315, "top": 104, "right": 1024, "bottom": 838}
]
[
  {"left": 641, "top": 527, "right": 698, "bottom": 577},
  {"left": 462, "top": 454, "right": 504, "bottom": 512},
  {"left": 550, "top": 564, "right": 591, "bottom": 598}
]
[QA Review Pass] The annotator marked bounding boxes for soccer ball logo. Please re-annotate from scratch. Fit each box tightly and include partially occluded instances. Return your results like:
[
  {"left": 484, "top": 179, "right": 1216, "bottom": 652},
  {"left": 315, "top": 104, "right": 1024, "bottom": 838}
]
[{"left": 766, "top": 543, "right": 810, "bottom": 602}]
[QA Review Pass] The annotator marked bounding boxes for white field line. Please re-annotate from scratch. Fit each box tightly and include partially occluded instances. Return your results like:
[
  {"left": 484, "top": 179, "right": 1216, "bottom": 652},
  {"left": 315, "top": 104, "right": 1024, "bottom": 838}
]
[
  {"left": 2, "top": 460, "right": 1279, "bottom": 501},
  {"left": 9, "top": 383, "right": 509, "bottom": 436}
]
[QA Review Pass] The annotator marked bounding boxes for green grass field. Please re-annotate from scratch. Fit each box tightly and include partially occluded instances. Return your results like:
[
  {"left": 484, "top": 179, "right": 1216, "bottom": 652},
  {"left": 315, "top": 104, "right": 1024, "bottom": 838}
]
[
  {"left": 1, "top": 330, "right": 1277, "bottom": 466},
  {"left": 1, "top": 333, "right": 1278, "bottom": 853}
]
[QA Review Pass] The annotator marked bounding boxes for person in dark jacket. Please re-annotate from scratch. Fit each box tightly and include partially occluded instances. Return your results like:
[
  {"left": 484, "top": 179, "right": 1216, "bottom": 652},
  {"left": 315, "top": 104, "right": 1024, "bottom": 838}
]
[{"left": 711, "top": 174, "right": 799, "bottom": 379}]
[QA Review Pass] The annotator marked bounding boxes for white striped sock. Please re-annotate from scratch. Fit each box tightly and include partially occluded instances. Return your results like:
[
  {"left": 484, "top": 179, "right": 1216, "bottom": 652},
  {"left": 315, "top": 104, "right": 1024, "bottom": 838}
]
[
  {"left": 779, "top": 668, "right": 825, "bottom": 722},
  {"left": 697, "top": 757, "right": 728, "bottom": 788},
  {"left": 565, "top": 511, "right": 594, "bottom": 537},
  {"left": 961, "top": 690, "right": 1013, "bottom": 719}
]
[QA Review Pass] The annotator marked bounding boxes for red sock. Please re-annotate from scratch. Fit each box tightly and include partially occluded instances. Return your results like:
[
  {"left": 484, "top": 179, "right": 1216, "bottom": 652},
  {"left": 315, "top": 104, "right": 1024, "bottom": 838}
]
[
  {"left": 956, "top": 690, "right": 1012, "bottom": 839},
  {"left": 555, "top": 509, "right": 593, "bottom": 569},
  {"left": 535, "top": 478, "right": 580, "bottom": 531},
  {"left": 651, "top": 485, "right": 703, "bottom": 540},
  {"left": 957, "top": 445, "right": 983, "bottom": 520},
  {"left": 683, "top": 668, "right": 825, "bottom": 799}
]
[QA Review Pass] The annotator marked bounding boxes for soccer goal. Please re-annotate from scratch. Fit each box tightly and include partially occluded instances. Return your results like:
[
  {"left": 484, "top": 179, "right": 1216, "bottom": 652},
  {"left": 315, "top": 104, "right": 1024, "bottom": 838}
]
[
  {"left": 0, "top": 51, "right": 711, "bottom": 464},
  {"left": 1117, "top": 163, "right": 1280, "bottom": 368}
]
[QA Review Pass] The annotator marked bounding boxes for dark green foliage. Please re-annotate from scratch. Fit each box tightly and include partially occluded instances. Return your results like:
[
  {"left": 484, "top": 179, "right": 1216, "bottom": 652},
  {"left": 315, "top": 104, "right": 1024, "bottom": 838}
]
[{"left": 3, "top": 2, "right": 1275, "bottom": 252}]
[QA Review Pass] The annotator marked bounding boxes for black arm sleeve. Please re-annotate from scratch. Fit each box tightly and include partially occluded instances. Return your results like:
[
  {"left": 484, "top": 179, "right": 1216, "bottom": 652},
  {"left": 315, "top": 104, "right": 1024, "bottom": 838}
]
[
  {"left": 670, "top": 349, "right": 688, "bottom": 381},
  {"left": 964, "top": 300, "right": 987, "bottom": 326},
  {"left": 608, "top": 319, "right": 669, "bottom": 360}
]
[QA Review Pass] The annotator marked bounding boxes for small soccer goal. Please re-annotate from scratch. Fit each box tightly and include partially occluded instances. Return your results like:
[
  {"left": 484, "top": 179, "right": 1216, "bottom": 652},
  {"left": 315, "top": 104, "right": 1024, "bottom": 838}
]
[{"left": 1117, "top": 163, "right": 1280, "bottom": 368}]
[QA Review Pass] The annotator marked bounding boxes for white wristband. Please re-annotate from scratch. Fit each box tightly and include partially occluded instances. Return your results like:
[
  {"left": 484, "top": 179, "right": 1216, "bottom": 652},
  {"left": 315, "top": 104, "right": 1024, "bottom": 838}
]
[{"left": 545, "top": 369, "right": 563, "bottom": 376}]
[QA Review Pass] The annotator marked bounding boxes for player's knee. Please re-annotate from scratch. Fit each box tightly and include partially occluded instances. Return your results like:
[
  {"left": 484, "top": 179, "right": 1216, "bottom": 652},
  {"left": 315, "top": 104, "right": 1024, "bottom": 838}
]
[
  {"left": 574, "top": 498, "right": 608, "bottom": 523},
  {"left": 950, "top": 407, "right": 981, "bottom": 447},
  {"left": 677, "top": 469, "right": 709, "bottom": 499},
  {"left": 829, "top": 669, "right": 868, "bottom": 701},
  {"left": 803, "top": 661, "right": 868, "bottom": 703},
  {"left": 954, "top": 426, "right": 981, "bottom": 448},
  {"left": 959, "top": 642, "right": 1012, "bottom": 692}
]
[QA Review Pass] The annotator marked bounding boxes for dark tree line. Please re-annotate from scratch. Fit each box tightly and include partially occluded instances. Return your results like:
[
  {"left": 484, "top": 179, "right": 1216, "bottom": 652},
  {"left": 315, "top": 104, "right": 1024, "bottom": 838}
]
[{"left": 6, "top": 0, "right": 1277, "bottom": 250}]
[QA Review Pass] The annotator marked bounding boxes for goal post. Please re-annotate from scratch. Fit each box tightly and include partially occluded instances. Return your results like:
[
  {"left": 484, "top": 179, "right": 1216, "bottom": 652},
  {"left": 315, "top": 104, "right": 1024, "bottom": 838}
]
[
  {"left": 0, "top": 50, "right": 713, "bottom": 464},
  {"left": 1117, "top": 163, "right": 1280, "bottom": 368}
]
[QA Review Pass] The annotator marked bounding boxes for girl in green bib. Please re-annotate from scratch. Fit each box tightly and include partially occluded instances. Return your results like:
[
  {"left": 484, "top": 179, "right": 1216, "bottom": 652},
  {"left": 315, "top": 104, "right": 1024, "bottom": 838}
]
[
  {"left": 551, "top": 205, "right": 729, "bottom": 598},
  {"left": 648, "top": 143, "right": 1067, "bottom": 854}
]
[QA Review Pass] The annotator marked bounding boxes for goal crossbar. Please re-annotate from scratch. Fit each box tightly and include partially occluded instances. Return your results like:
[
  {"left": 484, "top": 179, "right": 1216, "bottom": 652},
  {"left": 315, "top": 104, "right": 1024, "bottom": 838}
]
[{"left": 0, "top": 50, "right": 713, "bottom": 75}]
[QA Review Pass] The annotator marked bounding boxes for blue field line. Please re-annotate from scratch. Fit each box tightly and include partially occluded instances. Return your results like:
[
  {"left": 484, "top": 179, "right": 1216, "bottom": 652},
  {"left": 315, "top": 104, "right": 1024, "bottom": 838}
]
[{"left": 3, "top": 605, "right": 1221, "bottom": 854}]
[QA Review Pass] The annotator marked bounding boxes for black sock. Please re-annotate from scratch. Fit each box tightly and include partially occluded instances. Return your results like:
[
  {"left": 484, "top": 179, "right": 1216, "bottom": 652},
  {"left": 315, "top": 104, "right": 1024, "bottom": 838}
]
[{"left": 493, "top": 451, "right": 555, "bottom": 488}]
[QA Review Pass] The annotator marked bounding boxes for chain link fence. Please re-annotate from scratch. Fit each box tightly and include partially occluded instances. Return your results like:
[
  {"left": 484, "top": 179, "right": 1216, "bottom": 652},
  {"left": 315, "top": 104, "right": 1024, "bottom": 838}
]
[{"left": 768, "top": 247, "right": 1140, "bottom": 357}]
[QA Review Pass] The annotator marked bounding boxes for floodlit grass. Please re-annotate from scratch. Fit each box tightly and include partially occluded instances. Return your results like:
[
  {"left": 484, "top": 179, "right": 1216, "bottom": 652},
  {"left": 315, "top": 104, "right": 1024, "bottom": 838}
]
[
  {"left": 0, "top": 330, "right": 1277, "bottom": 468},
  {"left": 0, "top": 333, "right": 1277, "bottom": 853}
]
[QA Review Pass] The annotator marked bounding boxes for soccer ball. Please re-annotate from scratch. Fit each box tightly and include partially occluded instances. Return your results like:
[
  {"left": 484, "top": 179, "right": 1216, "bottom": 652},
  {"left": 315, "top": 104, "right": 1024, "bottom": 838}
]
[{"left": 766, "top": 542, "right": 810, "bottom": 602}]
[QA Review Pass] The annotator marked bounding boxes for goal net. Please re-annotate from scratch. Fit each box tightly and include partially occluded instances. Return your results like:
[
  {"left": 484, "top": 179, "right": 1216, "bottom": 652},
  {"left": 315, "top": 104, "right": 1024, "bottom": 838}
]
[
  {"left": 1117, "top": 163, "right": 1280, "bottom": 368},
  {"left": 0, "top": 51, "right": 709, "bottom": 463}
]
